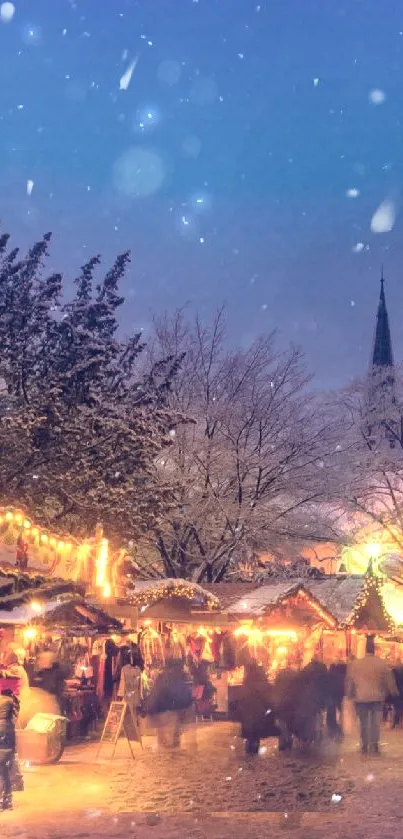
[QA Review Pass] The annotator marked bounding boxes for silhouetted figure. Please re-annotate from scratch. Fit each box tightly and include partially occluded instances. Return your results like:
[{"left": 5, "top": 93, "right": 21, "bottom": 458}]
[
  {"left": 346, "top": 635, "right": 398, "bottom": 755},
  {"left": 0, "top": 690, "right": 19, "bottom": 810},
  {"left": 146, "top": 659, "right": 192, "bottom": 748},
  {"left": 327, "top": 661, "right": 347, "bottom": 740},
  {"left": 238, "top": 661, "right": 278, "bottom": 754}
]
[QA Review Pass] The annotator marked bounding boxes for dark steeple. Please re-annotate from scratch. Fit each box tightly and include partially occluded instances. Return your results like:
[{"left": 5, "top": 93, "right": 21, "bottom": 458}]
[
  {"left": 372, "top": 270, "right": 394, "bottom": 368},
  {"left": 366, "top": 270, "right": 401, "bottom": 449}
]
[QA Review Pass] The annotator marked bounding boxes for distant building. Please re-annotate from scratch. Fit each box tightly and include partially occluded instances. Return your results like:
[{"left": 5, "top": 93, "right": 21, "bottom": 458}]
[{"left": 366, "top": 272, "right": 402, "bottom": 449}]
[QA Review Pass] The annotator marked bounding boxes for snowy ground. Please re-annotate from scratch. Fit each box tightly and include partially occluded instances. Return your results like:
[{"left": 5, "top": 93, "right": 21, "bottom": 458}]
[{"left": 3, "top": 721, "right": 403, "bottom": 838}]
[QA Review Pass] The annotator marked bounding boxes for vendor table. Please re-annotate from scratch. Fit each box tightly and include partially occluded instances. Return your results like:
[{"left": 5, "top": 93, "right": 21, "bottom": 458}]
[{"left": 62, "top": 687, "right": 100, "bottom": 741}]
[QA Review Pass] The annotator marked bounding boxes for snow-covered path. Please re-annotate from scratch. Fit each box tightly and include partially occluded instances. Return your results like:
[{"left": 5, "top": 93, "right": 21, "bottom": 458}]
[{"left": 2, "top": 721, "right": 403, "bottom": 838}]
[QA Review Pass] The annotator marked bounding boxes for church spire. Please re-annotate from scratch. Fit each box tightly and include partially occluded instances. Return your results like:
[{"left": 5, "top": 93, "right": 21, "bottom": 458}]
[
  {"left": 366, "top": 270, "right": 401, "bottom": 449},
  {"left": 372, "top": 269, "right": 394, "bottom": 368}
]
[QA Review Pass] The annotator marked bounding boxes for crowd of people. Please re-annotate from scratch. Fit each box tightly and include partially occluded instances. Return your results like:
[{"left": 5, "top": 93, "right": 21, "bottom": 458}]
[
  {"left": 238, "top": 635, "right": 401, "bottom": 757},
  {"left": 0, "top": 633, "right": 402, "bottom": 811}
]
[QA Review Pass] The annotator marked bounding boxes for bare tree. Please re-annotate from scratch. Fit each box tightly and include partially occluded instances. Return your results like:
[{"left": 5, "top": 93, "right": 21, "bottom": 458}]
[
  {"left": 141, "top": 309, "right": 342, "bottom": 583},
  {"left": 331, "top": 371, "right": 403, "bottom": 553}
]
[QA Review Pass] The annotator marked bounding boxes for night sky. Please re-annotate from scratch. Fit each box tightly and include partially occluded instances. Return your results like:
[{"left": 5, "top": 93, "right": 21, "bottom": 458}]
[{"left": 1, "top": 0, "right": 403, "bottom": 388}]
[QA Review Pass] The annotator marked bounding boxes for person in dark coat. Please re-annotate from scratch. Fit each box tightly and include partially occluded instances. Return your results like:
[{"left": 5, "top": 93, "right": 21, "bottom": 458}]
[
  {"left": 0, "top": 690, "right": 19, "bottom": 810},
  {"left": 146, "top": 659, "right": 192, "bottom": 748},
  {"left": 238, "top": 661, "right": 277, "bottom": 755},
  {"left": 35, "top": 655, "right": 67, "bottom": 706},
  {"left": 327, "top": 661, "right": 347, "bottom": 740}
]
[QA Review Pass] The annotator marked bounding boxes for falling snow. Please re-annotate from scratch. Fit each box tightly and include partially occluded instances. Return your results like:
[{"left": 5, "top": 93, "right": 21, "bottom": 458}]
[
  {"left": 369, "top": 88, "right": 386, "bottom": 105},
  {"left": 0, "top": 2, "right": 15, "bottom": 23},
  {"left": 370, "top": 199, "right": 396, "bottom": 234},
  {"left": 119, "top": 57, "right": 138, "bottom": 90}
]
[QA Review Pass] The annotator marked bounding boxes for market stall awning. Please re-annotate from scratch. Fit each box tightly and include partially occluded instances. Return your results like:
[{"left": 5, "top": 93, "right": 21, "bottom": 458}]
[
  {"left": 30, "top": 599, "right": 123, "bottom": 634},
  {"left": 0, "top": 578, "right": 83, "bottom": 614},
  {"left": 129, "top": 579, "right": 221, "bottom": 614}
]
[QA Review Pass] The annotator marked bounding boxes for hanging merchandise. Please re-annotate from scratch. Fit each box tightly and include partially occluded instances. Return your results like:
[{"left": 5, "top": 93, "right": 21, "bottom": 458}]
[
  {"left": 165, "top": 627, "right": 186, "bottom": 661},
  {"left": 222, "top": 632, "right": 236, "bottom": 670},
  {"left": 15, "top": 534, "right": 29, "bottom": 570},
  {"left": 211, "top": 631, "right": 222, "bottom": 665},
  {"left": 96, "top": 638, "right": 118, "bottom": 703},
  {"left": 139, "top": 626, "right": 165, "bottom": 667},
  {"left": 187, "top": 634, "right": 205, "bottom": 662}
]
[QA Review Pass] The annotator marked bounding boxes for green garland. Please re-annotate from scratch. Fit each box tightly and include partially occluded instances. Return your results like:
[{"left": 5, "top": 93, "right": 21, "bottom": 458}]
[{"left": 130, "top": 580, "right": 220, "bottom": 611}]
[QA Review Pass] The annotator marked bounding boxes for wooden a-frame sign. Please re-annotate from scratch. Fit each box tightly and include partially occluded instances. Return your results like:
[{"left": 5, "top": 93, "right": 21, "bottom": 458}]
[{"left": 97, "top": 700, "right": 142, "bottom": 761}]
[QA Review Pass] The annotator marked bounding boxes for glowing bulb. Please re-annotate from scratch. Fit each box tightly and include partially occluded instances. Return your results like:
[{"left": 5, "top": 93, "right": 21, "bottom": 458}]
[
  {"left": 365, "top": 543, "right": 381, "bottom": 558},
  {"left": 23, "top": 627, "right": 37, "bottom": 641},
  {"left": 30, "top": 600, "right": 42, "bottom": 613}
]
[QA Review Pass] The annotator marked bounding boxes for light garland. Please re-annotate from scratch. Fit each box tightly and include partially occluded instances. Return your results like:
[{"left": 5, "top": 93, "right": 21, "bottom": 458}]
[
  {"left": 0, "top": 506, "right": 112, "bottom": 596},
  {"left": 130, "top": 580, "right": 220, "bottom": 611},
  {"left": 0, "top": 506, "right": 77, "bottom": 557},
  {"left": 343, "top": 572, "right": 395, "bottom": 632},
  {"left": 284, "top": 588, "right": 337, "bottom": 629}
]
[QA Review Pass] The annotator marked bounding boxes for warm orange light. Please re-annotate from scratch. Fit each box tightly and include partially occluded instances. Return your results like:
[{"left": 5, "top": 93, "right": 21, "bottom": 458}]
[
  {"left": 49, "top": 537, "right": 56, "bottom": 547},
  {"left": 265, "top": 629, "right": 298, "bottom": 640},
  {"left": 15, "top": 513, "right": 23, "bottom": 524},
  {"left": 103, "top": 582, "right": 112, "bottom": 598},
  {"left": 23, "top": 519, "right": 31, "bottom": 530},
  {"left": 96, "top": 537, "right": 109, "bottom": 588},
  {"left": 5, "top": 511, "right": 13, "bottom": 521},
  {"left": 41, "top": 534, "right": 48, "bottom": 544},
  {"left": 234, "top": 626, "right": 264, "bottom": 643},
  {"left": 23, "top": 627, "right": 38, "bottom": 642}
]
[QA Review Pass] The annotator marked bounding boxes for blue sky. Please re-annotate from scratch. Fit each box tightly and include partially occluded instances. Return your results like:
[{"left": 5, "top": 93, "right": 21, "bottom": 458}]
[{"left": 1, "top": 0, "right": 403, "bottom": 387}]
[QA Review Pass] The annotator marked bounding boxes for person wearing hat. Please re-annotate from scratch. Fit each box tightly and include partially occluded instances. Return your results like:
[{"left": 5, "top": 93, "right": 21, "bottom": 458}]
[{"left": 346, "top": 635, "right": 398, "bottom": 755}]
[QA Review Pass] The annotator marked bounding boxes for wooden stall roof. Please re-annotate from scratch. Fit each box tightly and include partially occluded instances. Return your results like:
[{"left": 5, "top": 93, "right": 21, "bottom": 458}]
[
  {"left": 129, "top": 579, "right": 221, "bottom": 612},
  {"left": 221, "top": 574, "right": 394, "bottom": 631},
  {"left": 303, "top": 576, "right": 367, "bottom": 626},
  {"left": 30, "top": 599, "right": 123, "bottom": 633},
  {"left": 127, "top": 572, "right": 395, "bottom": 632},
  {"left": 0, "top": 577, "right": 83, "bottom": 612},
  {"left": 202, "top": 583, "right": 260, "bottom": 610}
]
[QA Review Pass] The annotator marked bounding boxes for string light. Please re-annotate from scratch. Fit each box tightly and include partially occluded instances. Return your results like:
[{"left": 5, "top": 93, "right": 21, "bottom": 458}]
[
  {"left": 291, "top": 588, "right": 337, "bottom": 629},
  {"left": 343, "top": 568, "right": 395, "bottom": 631},
  {"left": 131, "top": 580, "right": 220, "bottom": 611},
  {"left": 0, "top": 506, "right": 112, "bottom": 594}
]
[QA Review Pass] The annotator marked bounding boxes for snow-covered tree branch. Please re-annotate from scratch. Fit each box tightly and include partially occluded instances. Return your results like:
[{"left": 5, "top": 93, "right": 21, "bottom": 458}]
[
  {"left": 142, "top": 308, "right": 343, "bottom": 582},
  {"left": 0, "top": 230, "right": 180, "bottom": 549}
]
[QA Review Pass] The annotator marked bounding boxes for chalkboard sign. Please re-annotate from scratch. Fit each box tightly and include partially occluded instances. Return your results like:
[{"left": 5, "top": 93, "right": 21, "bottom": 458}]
[{"left": 97, "top": 701, "right": 141, "bottom": 760}]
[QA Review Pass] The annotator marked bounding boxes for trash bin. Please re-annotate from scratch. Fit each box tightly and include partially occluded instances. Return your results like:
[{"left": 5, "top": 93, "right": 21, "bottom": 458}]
[{"left": 17, "top": 713, "right": 67, "bottom": 765}]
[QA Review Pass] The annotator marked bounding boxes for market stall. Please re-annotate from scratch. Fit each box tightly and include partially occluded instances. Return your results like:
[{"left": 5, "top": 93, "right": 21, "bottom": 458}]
[
  {"left": 0, "top": 575, "right": 132, "bottom": 741},
  {"left": 128, "top": 579, "right": 235, "bottom": 717},
  {"left": 128, "top": 571, "right": 400, "bottom": 720}
]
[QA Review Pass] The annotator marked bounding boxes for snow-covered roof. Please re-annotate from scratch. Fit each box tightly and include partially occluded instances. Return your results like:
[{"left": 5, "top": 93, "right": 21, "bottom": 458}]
[
  {"left": 0, "top": 595, "right": 76, "bottom": 625},
  {"left": 228, "top": 582, "right": 301, "bottom": 617},
  {"left": 305, "top": 576, "right": 366, "bottom": 624},
  {"left": 227, "top": 576, "right": 367, "bottom": 624},
  {"left": 130, "top": 578, "right": 221, "bottom": 611},
  {"left": 128, "top": 575, "right": 374, "bottom": 626}
]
